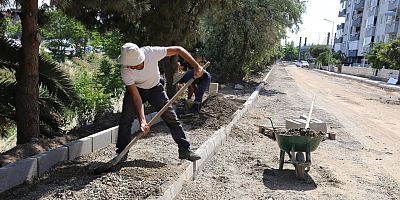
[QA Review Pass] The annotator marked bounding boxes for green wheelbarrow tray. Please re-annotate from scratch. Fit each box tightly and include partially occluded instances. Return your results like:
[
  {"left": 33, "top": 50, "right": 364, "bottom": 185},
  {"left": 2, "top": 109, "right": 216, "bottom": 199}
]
[
  {"left": 275, "top": 133, "right": 323, "bottom": 180},
  {"left": 275, "top": 133, "right": 323, "bottom": 152}
]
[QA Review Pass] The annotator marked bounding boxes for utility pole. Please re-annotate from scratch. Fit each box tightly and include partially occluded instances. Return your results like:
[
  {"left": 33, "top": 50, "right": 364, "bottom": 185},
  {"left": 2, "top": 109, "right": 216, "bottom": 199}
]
[
  {"left": 327, "top": 32, "right": 330, "bottom": 46},
  {"left": 298, "top": 37, "right": 302, "bottom": 62}
]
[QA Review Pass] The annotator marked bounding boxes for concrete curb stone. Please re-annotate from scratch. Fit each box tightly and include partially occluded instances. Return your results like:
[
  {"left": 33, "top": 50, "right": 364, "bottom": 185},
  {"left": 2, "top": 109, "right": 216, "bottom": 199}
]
[
  {"left": 32, "top": 146, "right": 68, "bottom": 176},
  {"left": 0, "top": 158, "right": 37, "bottom": 193},
  {"left": 89, "top": 129, "right": 112, "bottom": 151},
  {"left": 65, "top": 137, "right": 93, "bottom": 160}
]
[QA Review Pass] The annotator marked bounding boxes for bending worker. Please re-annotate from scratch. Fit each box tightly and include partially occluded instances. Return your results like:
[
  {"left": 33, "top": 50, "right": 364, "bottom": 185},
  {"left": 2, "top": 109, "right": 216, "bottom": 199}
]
[{"left": 116, "top": 43, "right": 202, "bottom": 161}]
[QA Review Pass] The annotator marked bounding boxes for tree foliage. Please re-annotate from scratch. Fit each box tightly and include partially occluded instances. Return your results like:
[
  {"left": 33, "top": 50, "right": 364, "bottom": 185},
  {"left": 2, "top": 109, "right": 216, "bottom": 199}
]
[
  {"left": 39, "top": 8, "right": 89, "bottom": 60},
  {"left": 0, "top": 36, "right": 79, "bottom": 137},
  {"left": 365, "top": 42, "right": 391, "bottom": 69},
  {"left": 386, "top": 40, "right": 400, "bottom": 70},
  {"left": 309, "top": 44, "right": 330, "bottom": 58},
  {"left": 202, "top": 0, "right": 305, "bottom": 82},
  {"left": 54, "top": 0, "right": 305, "bottom": 82},
  {"left": 281, "top": 41, "right": 298, "bottom": 61}
]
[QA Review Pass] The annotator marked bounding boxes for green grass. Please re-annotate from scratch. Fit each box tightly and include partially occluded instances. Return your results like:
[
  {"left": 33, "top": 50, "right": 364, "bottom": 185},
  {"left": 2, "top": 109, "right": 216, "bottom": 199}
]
[{"left": 0, "top": 126, "right": 16, "bottom": 153}]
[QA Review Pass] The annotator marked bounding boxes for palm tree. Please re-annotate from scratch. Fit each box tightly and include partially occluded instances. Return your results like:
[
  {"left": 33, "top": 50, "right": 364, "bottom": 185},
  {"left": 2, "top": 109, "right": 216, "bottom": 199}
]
[{"left": 0, "top": 36, "right": 79, "bottom": 138}]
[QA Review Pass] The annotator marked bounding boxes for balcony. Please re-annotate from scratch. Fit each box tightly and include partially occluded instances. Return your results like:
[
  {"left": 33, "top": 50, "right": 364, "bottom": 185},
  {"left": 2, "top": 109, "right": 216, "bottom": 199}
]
[
  {"left": 337, "top": 23, "right": 345, "bottom": 30},
  {"left": 388, "top": 0, "right": 399, "bottom": 11},
  {"left": 385, "top": 21, "right": 399, "bottom": 34},
  {"left": 348, "top": 50, "right": 358, "bottom": 57},
  {"left": 365, "top": 26, "right": 375, "bottom": 37},
  {"left": 352, "top": 16, "right": 362, "bottom": 26},
  {"left": 350, "top": 33, "right": 360, "bottom": 41},
  {"left": 335, "top": 37, "right": 343, "bottom": 43},
  {"left": 354, "top": 0, "right": 365, "bottom": 10},
  {"left": 368, "top": 6, "right": 378, "bottom": 16},
  {"left": 338, "top": 9, "right": 347, "bottom": 17}
]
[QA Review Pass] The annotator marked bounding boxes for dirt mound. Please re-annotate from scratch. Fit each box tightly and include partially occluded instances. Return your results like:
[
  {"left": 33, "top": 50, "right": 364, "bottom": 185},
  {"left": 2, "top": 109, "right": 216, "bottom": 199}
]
[{"left": 177, "top": 94, "right": 243, "bottom": 130}]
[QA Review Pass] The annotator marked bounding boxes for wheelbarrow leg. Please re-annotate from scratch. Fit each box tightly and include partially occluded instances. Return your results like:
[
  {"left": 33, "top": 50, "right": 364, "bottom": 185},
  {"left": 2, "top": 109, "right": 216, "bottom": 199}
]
[
  {"left": 306, "top": 145, "right": 311, "bottom": 172},
  {"left": 279, "top": 150, "right": 285, "bottom": 170}
]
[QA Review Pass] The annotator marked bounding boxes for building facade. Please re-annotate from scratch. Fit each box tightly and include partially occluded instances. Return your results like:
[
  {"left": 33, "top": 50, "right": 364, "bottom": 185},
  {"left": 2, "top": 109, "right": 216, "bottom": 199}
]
[{"left": 335, "top": 0, "right": 400, "bottom": 64}]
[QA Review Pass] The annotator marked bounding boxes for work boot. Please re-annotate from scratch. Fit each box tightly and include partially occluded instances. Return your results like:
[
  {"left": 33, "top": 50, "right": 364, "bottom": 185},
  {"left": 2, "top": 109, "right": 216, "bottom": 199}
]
[
  {"left": 187, "top": 101, "right": 201, "bottom": 113},
  {"left": 179, "top": 150, "right": 201, "bottom": 161}
]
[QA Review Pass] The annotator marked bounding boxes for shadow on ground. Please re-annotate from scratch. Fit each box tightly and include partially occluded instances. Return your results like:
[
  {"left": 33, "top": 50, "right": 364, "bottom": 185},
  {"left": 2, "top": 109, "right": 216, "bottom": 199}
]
[
  {"left": 262, "top": 168, "right": 317, "bottom": 191},
  {"left": 120, "top": 159, "right": 167, "bottom": 169},
  {"left": 260, "top": 89, "right": 286, "bottom": 97}
]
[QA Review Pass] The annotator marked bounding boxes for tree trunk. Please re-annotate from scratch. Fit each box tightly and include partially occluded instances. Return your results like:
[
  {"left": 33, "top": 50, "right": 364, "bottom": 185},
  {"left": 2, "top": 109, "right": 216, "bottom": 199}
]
[{"left": 16, "top": 0, "right": 40, "bottom": 144}]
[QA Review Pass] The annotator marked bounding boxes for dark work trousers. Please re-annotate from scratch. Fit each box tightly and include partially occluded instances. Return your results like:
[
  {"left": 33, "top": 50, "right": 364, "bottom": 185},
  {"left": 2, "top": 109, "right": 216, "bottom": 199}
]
[
  {"left": 116, "top": 82, "right": 190, "bottom": 153},
  {"left": 180, "top": 70, "right": 211, "bottom": 105}
]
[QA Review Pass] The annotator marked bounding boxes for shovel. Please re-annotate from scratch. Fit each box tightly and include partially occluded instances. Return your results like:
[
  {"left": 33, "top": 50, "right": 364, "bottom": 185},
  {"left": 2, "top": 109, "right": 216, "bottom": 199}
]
[
  {"left": 305, "top": 94, "right": 316, "bottom": 129},
  {"left": 93, "top": 61, "right": 210, "bottom": 174}
]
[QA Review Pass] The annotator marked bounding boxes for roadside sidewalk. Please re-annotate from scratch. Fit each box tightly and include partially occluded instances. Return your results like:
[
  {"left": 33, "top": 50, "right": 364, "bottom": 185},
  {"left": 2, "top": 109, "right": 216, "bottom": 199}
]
[{"left": 315, "top": 69, "right": 400, "bottom": 92}]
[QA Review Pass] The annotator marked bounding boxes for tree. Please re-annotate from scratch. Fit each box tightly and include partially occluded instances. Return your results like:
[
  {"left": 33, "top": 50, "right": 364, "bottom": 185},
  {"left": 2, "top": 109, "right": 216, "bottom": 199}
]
[
  {"left": 385, "top": 40, "right": 400, "bottom": 84},
  {"left": 53, "top": 0, "right": 218, "bottom": 97},
  {"left": 365, "top": 42, "right": 391, "bottom": 69},
  {"left": 54, "top": 0, "right": 304, "bottom": 83},
  {"left": 0, "top": 0, "right": 41, "bottom": 143},
  {"left": 332, "top": 51, "right": 346, "bottom": 64},
  {"left": 0, "top": 36, "right": 79, "bottom": 138},
  {"left": 39, "top": 8, "right": 90, "bottom": 60},
  {"left": 309, "top": 44, "right": 330, "bottom": 59},
  {"left": 316, "top": 51, "right": 331, "bottom": 66},
  {"left": 3, "top": 16, "right": 22, "bottom": 38},
  {"left": 202, "top": 0, "right": 305, "bottom": 82},
  {"left": 13, "top": 0, "right": 41, "bottom": 144},
  {"left": 282, "top": 41, "right": 298, "bottom": 61}
]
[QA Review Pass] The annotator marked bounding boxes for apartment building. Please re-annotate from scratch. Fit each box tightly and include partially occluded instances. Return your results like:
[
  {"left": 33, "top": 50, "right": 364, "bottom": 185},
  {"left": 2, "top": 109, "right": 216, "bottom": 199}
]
[{"left": 335, "top": 0, "right": 400, "bottom": 64}]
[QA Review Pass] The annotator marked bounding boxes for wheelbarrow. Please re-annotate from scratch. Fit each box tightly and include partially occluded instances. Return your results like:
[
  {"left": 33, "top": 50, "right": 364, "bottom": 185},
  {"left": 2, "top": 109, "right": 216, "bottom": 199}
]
[
  {"left": 275, "top": 132, "right": 323, "bottom": 179},
  {"left": 270, "top": 94, "right": 323, "bottom": 179}
]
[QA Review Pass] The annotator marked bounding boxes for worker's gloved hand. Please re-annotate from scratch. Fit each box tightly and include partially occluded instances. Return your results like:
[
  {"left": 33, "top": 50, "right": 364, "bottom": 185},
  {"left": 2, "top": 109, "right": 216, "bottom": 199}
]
[
  {"left": 194, "top": 66, "right": 204, "bottom": 78},
  {"left": 140, "top": 122, "right": 150, "bottom": 135}
]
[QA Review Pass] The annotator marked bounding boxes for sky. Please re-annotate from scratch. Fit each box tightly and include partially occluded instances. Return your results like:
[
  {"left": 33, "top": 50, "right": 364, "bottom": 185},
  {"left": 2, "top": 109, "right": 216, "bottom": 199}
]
[{"left": 285, "top": 0, "right": 345, "bottom": 46}]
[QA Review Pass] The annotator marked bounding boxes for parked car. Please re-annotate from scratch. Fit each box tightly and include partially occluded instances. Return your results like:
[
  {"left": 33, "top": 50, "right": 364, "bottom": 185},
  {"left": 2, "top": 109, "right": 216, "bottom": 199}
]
[
  {"left": 300, "top": 61, "right": 310, "bottom": 68},
  {"left": 44, "top": 39, "right": 76, "bottom": 56}
]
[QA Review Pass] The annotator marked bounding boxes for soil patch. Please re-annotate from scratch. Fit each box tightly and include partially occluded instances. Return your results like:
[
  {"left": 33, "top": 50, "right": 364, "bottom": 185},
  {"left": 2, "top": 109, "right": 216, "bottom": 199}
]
[{"left": 177, "top": 94, "right": 243, "bottom": 130}]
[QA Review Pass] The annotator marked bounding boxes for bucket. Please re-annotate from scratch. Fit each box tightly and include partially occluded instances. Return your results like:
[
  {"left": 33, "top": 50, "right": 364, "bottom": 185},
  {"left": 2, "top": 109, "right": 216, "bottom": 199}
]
[
  {"left": 328, "top": 132, "right": 336, "bottom": 140},
  {"left": 209, "top": 83, "right": 219, "bottom": 95}
]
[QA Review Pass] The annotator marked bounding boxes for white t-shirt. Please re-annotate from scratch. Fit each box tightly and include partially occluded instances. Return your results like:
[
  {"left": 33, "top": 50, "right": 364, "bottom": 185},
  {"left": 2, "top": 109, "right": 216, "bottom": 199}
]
[{"left": 120, "top": 46, "right": 167, "bottom": 89}]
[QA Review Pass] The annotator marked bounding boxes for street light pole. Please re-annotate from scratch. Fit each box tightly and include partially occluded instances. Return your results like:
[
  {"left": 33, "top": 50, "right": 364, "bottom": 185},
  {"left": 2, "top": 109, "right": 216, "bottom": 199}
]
[
  {"left": 323, "top": 18, "right": 335, "bottom": 50},
  {"left": 324, "top": 19, "right": 335, "bottom": 68}
]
